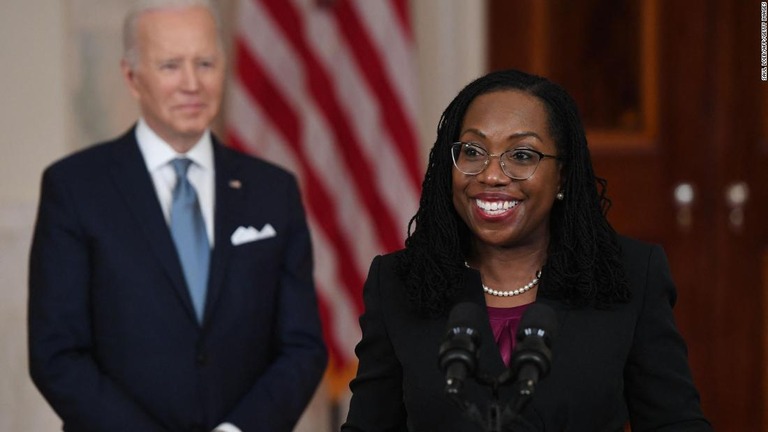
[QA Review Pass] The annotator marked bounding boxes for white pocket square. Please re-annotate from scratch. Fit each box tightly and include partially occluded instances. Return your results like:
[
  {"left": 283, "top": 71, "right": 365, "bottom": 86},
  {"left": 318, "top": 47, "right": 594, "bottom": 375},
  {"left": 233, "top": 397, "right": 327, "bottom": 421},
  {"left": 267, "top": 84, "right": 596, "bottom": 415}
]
[{"left": 230, "top": 224, "right": 276, "bottom": 246}]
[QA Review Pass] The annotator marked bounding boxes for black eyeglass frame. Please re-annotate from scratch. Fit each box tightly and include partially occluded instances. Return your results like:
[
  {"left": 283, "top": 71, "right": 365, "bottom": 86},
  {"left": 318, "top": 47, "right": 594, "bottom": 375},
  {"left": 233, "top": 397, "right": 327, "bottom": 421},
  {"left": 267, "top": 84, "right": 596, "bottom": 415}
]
[{"left": 450, "top": 141, "right": 561, "bottom": 180}]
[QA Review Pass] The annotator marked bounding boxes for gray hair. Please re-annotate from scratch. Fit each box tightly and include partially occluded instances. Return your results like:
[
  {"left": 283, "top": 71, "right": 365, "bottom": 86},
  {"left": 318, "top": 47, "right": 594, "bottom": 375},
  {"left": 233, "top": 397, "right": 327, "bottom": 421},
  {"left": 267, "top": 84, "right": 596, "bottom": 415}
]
[{"left": 122, "top": 0, "right": 222, "bottom": 70}]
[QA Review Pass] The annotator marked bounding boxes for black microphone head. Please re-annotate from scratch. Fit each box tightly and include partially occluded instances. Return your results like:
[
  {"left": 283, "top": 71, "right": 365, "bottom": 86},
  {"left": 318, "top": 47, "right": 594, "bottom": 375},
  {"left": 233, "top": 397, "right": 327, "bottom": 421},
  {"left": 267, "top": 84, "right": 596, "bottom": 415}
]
[
  {"left": 446, "top": 301, "right": 486, "bottom": 332},
  {"left": 516, "top": 303, "right": 558, "bottom": 347},
  {"left": 438, "top": 302, "right": 483, "bottom": 379},
  {"left": 511, "top": 303, "right": 558, "bottom": 386}
]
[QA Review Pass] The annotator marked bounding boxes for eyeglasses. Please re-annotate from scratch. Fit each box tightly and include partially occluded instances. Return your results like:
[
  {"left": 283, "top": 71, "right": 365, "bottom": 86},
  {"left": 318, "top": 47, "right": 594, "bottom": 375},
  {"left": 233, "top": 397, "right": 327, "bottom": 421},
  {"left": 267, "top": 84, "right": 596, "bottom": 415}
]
[{"left": 450, "top": 142, "right": 559, "bottom": 180}]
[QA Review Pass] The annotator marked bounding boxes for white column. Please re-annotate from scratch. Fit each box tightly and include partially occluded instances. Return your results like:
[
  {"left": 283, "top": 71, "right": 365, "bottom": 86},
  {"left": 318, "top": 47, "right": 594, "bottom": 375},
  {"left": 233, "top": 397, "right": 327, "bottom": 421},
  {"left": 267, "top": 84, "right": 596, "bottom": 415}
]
[{"left": 412, "top": 0, "right": 488, "bottom": 161}]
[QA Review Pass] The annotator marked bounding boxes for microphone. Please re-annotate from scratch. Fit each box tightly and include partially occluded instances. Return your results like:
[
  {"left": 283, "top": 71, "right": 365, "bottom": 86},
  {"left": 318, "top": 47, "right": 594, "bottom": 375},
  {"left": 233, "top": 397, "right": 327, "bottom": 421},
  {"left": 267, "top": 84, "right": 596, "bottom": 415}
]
[
  {"left": 438, "top": 302, "right": 484, "bottom": 394},
  {"left": 510, "top": 303, "right": 557, "bottom": 396}
]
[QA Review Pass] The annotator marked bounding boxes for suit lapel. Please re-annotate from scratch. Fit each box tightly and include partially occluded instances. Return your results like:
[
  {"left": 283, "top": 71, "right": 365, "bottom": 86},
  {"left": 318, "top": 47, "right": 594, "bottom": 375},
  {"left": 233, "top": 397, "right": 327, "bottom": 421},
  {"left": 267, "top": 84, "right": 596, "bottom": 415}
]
[
  {"left": 534, "top": 295, "right": 571, "bottom": 353},
  {"left": 456, "top": 269, "right": 509, "bottom": 378},
  {"left": 202, "top": 141, "right": 241, "bottom": 323},
  {"left": 108, "top": 128, "right": 199, "bottom": 323}
]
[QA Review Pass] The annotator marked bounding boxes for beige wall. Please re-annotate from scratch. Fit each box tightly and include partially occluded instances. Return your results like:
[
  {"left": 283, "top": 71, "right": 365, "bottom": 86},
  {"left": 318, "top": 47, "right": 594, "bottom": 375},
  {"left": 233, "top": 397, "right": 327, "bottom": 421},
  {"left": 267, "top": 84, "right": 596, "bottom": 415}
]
[
  {"left": 0, "top": 0, "right": 486, "bottom": 430},
  {"left": 1, "top": 0, "right": 69, "bottom": 429}
]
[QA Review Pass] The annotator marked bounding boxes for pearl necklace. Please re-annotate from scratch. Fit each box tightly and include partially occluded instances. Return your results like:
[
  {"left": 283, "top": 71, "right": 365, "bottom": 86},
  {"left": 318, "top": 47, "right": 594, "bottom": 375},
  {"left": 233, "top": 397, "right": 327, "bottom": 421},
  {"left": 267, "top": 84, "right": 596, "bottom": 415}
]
[{"left": 464, "top": 262, "right": 542, "bottom": 297}]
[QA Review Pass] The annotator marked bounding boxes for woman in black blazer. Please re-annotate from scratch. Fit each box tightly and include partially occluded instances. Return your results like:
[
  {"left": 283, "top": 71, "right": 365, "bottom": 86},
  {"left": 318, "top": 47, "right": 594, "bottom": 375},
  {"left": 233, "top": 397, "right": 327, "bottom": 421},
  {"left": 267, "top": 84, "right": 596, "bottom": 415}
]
[{"left": 342, "top": 70, "right": 711, "bottom": 431}]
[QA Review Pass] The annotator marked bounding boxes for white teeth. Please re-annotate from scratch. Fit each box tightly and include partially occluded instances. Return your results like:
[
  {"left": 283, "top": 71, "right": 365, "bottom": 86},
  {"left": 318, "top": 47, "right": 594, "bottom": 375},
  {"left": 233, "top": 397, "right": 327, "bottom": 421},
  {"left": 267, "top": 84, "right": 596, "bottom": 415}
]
[{"left": 475, "top": 199, "right": 519, "bottom": 214}]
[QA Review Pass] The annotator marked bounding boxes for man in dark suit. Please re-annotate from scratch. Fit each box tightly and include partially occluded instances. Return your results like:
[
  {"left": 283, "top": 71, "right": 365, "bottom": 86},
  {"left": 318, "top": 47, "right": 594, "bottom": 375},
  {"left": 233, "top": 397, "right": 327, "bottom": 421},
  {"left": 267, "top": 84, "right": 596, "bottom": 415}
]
[{"left": 27, "top": 1, "right": 327, "bottom": 431}]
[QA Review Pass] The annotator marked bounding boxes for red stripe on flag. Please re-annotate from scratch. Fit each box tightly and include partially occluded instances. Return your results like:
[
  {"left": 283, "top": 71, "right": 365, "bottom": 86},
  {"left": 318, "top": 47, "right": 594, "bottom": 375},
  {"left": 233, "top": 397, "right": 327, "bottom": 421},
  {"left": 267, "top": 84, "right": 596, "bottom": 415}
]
[
  {"left": 258, "top": 0, "right": 404, "bottom": 253},
  {"left": 233, "top": 39, "right": 366, "bottom": 313},
  {"left": 333, "top": 1, "right": 422, "bottom": 190},
  {"left": 392, "top": 0, "right": 412, "bottom": 40},
  {"left": 234, "top": 39, "right": 300, "bottom": 145},
  {"left": 228, "top": 0, "right": 421, "bottom": 397}
]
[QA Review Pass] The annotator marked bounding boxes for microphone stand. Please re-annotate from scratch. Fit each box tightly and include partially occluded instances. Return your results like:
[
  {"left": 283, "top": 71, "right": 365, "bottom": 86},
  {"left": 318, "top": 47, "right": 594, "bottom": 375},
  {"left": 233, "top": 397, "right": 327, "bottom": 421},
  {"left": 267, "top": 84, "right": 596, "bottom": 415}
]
[
  {"left": 440, "top": 302, "right": 555, "bottom": 431},
  {"left": 445, "top": 368, "right": 534, "bottom": 432}
]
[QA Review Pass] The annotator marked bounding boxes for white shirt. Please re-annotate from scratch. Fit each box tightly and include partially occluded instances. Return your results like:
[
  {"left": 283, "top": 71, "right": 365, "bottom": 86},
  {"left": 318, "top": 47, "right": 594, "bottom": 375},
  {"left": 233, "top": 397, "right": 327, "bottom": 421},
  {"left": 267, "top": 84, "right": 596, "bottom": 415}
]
[{"left": 135, "top": 118, "right": 215, "bottom": 247}]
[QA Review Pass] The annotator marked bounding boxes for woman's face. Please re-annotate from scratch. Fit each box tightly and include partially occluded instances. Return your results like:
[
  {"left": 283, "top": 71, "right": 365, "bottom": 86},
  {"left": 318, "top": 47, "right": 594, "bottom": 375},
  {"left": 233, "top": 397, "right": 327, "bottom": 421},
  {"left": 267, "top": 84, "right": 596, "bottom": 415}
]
[{"left": 452, "top": 90, "right": 562, "bottom": 251}]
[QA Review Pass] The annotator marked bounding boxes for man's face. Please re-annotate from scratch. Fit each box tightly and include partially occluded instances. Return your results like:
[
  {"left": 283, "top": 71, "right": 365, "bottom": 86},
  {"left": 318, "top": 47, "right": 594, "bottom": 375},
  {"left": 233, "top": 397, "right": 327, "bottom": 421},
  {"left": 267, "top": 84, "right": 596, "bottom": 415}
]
[{"left": 122, "top": 6, "right": 225, "bottom": 152}]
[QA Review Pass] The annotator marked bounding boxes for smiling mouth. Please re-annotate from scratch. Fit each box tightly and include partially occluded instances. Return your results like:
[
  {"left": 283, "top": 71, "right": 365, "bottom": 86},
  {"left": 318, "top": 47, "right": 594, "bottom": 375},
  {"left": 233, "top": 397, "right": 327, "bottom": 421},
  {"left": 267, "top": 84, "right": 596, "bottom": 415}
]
[
  {"left": 475, "top": 199, "right": 519, "bottom": 216},
  {"left": 176, "top": 103, "right": 205, "bottom": 111}
]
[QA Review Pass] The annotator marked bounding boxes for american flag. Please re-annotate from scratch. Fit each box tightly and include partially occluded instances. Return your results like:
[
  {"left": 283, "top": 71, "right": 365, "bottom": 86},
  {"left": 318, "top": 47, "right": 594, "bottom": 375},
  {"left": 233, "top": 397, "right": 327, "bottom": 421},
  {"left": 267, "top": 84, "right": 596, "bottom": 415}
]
[{"left": 226, "top": 0, "right": 421, "bottom": 398}]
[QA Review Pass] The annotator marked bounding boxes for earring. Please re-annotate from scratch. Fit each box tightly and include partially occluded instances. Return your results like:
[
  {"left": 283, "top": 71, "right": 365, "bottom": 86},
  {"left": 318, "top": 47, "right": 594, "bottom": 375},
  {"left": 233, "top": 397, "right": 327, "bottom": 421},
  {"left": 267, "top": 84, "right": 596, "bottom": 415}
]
[{"left": 556, "top": 192, "right": 565, "bottom": 201}]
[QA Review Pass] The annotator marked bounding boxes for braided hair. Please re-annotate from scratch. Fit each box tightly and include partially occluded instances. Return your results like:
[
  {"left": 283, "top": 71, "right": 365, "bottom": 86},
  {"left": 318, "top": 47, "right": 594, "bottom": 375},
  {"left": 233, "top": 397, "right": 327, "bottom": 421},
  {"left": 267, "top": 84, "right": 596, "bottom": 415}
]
[{"left": 396, "top": 69, "right": 630, "bottom": 317}]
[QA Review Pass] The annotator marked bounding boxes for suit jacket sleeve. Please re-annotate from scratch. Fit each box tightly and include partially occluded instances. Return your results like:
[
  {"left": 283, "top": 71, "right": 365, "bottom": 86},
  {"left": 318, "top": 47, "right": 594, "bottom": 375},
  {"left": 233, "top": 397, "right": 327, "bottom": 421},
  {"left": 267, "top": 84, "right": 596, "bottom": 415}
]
[
  {"left": 624, "top": 245, "right": 712, "bottom": 431},
  {"left": 221, "top": 175, "right": 327, "bottom": 431},
  {"left": 342, "top": 255, "right": 409, "bottom": 431},
  {"left": 28, "top": 166, "right": 167, "bottom": 432}
]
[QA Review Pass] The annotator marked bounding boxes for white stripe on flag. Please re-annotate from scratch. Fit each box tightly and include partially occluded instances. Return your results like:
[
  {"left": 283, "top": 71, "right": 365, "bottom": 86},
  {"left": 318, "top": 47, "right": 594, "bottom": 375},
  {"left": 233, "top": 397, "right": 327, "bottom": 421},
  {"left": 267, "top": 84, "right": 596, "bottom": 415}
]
[{"left": 227, "top": 0, "right": 421, "bottom": 377}]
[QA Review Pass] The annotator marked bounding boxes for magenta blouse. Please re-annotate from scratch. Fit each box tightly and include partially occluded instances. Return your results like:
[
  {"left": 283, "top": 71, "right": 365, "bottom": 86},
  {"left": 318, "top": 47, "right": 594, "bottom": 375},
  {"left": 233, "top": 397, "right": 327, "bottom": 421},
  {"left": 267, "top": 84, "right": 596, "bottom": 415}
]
[{"left": 487, "top": 304, "right": 531, "bottom": 366}]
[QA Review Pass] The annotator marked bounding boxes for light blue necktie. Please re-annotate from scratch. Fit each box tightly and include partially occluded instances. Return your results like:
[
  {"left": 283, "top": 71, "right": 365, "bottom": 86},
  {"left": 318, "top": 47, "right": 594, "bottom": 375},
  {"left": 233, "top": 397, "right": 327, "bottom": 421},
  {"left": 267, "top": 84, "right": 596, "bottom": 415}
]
[{"left": 170, "top": 158, "right": 210, "bottom": 323}]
